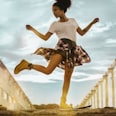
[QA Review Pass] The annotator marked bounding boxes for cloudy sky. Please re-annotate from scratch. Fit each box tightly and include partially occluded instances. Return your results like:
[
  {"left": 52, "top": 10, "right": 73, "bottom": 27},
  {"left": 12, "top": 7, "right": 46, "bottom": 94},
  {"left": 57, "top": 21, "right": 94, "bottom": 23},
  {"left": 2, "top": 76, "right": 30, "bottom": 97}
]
[{"left": 0, "top": 0, "right": 116, "bottom": 106}]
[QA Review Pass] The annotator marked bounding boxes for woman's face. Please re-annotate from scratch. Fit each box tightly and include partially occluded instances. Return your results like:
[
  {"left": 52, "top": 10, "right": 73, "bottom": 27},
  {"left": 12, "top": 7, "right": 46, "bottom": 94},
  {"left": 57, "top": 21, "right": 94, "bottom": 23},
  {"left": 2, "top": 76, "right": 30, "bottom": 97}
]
[{"left": 52, "top": 6, "right": 64, "bottom": 18}]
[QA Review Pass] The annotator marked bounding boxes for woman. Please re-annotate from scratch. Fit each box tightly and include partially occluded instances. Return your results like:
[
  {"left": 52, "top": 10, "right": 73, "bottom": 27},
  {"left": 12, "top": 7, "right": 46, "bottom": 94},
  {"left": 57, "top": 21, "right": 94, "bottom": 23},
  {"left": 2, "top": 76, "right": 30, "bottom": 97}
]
[{"left": 14, "top": 0, "right": 99, "bottom": 108}]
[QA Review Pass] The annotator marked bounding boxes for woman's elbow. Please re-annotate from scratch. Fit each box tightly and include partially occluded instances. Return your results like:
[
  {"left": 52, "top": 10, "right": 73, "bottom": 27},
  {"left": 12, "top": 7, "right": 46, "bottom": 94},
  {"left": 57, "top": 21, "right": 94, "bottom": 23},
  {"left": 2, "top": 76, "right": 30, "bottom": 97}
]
[
  {"left": 77, "top": 29, "right": 85, "bottom": 36},
  {"left": 40, "top": 36, "right": 49, "bottom": 41},
  {"left": 79, "top": 32, "right": 85, "bottom": 36}
]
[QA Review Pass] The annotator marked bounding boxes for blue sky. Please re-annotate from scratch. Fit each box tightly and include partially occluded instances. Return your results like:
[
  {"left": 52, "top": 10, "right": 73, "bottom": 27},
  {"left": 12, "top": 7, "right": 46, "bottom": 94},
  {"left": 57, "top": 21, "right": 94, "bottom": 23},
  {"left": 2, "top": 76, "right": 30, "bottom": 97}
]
[{"left": 0, "top": 0, "right": 116, "bottom": 106}]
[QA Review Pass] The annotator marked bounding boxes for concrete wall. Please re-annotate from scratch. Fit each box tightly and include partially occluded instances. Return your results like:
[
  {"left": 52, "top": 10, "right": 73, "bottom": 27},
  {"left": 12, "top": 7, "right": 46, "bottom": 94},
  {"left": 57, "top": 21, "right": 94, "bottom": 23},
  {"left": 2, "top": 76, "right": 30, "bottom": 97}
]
[{"left": 0, "top": 60, "right": 34, "bottom": 110}]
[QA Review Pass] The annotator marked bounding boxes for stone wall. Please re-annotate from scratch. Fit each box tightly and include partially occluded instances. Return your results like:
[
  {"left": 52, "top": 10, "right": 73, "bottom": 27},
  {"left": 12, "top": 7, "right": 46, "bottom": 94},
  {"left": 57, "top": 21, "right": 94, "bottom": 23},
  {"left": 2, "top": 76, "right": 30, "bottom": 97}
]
[{"left": 0, "top": 60, "right": 34, "bottom": 110}]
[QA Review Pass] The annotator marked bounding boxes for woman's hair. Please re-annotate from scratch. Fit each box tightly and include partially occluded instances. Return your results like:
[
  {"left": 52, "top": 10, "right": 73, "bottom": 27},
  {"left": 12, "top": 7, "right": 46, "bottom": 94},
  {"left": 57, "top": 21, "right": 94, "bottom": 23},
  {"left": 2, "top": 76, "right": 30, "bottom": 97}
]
[{"left": 53, "top": 0, "right": 72, "bottom": 13}]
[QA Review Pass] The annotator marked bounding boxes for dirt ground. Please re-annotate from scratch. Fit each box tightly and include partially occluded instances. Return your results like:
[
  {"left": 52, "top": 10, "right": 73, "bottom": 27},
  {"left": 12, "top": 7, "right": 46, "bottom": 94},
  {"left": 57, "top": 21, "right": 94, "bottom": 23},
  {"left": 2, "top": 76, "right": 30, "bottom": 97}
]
[{"left": 0, "top": 105, "right": 116, "bottom": 116}]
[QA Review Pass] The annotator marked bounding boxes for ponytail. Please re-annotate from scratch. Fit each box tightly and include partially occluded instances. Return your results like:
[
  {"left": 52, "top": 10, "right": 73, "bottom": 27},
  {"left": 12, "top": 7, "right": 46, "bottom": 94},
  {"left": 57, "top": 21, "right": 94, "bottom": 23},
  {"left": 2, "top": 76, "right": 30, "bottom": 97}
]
[{"left": 53, "top": 0, "right": 72, "bottom": 13}]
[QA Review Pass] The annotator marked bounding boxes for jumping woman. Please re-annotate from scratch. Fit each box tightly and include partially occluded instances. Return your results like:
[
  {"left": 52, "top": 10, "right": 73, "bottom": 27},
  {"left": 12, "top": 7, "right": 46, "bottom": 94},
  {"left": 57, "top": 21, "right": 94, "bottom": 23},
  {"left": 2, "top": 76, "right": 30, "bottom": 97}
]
[{"left": 14, "top": 0, "right": 99, "bottom": 108}]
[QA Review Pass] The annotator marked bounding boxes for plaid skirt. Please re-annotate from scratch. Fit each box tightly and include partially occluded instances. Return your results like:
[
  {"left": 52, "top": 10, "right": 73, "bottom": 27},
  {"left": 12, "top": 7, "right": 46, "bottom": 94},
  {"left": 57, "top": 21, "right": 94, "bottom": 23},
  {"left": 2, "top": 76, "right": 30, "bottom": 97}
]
[{"left": 34, "top": 38, "right": 91, "bottom": 69}]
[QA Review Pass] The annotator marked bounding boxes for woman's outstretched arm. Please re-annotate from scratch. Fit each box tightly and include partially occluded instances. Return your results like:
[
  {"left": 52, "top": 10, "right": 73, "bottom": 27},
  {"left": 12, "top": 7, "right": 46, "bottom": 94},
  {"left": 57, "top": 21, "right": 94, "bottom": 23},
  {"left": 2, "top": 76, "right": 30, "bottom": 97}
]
[
  {"left": 77, "top": 18, "right": 99, "bottom": 36},
  {"left": 26, "top": 25, "right": 53, "bottom": 41}
]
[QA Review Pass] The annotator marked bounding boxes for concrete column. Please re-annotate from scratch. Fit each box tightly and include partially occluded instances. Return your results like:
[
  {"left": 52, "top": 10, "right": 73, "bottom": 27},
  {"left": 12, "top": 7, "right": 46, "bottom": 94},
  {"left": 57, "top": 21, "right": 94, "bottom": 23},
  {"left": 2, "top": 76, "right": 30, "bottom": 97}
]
[
  {"left": 91, "top": 89, "right": 95, "bottom": 108},
  {"left": 90, "top": 92, "right": 93, "bottom": 108},
  {"left": 100, "top": 80, "right": 103, "bottom": 108},
  {"left": 108, "top": 67, "right": 115, "bottom": 107},
  {"left": 89, "top": 93, "right": 93, "bottom": 109},
  {"left": 103, "top": 73, "right": 108, "bottom": 107},
  {"left": 87, "top": 93, "right": 92, "bottom": 106},
  {"left": 98, "top": 79, "right": 103, "bottom": 108},
  {"left": 95, "top": 84, "right": 99, "bottom": 108}
]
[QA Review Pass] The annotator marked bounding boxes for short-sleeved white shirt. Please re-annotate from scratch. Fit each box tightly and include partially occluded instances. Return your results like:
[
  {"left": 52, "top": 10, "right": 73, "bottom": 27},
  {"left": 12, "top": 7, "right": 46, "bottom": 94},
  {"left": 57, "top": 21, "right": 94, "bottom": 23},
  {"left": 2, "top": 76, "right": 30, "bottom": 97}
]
[{"left": 48, "top": 18, "right": 78, "bottom": 42}]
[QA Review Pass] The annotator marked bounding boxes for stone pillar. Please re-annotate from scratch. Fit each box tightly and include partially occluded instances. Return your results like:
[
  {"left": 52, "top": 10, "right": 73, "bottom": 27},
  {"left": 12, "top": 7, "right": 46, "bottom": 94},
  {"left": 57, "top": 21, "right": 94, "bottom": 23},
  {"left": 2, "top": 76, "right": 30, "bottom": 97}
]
[
  {"left": 91, "top": 89, "right": 96, "bottom": 108},
  {"left": 90, "top": 91, "right": 93, "bottom": 108},
  {"left": 103, "top": 73, "right": 108, "bottom": 107},
  {"left": 95, "top": 84, "right": 99, "bottom": 108},
  {"left": 98, "top": 79, "right": 103, "bottom": 108},
  {"left": 86, "top": 93, "right": 91, "bottom": 106},
  {"left": 83, "top": 96, "right": 88, "bottom": 107},
  {"left": 89, "top": 93, "right": 93, "bottom": 109},
  {"left": 100, "top": 80, "right": 103, "bottom": 108},
  {"left": 108, "top": 67, "right": 115, "bottom": 107}
]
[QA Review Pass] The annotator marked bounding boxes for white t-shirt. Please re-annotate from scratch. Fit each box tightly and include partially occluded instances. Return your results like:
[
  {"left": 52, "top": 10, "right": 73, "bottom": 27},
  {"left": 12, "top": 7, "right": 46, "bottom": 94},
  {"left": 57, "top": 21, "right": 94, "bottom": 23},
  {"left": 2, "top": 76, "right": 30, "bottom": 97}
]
[{"left": 48, "top": 18, "right": 79, "bottom": 42}]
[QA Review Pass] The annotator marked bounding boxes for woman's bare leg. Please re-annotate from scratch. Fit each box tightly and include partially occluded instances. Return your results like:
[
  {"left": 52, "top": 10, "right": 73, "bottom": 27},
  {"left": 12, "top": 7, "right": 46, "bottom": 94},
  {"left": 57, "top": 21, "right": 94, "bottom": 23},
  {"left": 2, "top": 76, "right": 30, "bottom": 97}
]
[
  {"left": 32, "top": 54, "right": 62, "bottom": 74},
  {"left": 14, "top": 54, "right": 62, "bottom": 74},
  {"left": 60, "top": 64, "right": 74, "bottom": 107}
]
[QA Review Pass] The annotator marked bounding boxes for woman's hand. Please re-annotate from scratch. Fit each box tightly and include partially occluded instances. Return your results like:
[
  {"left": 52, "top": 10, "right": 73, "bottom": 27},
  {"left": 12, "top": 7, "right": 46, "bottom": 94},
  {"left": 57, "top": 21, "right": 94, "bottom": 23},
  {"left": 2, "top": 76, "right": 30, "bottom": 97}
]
[
  {"left": 91, "top": 18, "right": 99, "bottom": 24},
  {"left": 26, "top": 25, "right": 33, "bottom": 30}
]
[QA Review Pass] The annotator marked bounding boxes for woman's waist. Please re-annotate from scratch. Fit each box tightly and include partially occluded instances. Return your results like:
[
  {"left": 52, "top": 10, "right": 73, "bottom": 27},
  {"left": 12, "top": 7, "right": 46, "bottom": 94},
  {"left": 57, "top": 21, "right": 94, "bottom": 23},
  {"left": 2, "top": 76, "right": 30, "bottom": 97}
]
[
  {"left": 59, "top": 37, "right": 76, "bottom": 42},
  {"left": 58, "top": 38, "right": 76, "bottom": 48}
]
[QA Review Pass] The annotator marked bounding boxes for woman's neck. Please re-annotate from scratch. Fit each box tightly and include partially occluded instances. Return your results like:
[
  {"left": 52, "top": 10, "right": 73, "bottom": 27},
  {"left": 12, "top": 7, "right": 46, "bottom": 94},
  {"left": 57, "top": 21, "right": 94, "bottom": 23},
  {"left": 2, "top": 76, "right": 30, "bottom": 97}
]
[{"left": 59, "top": 16, "right": 69, "bottom": 22}]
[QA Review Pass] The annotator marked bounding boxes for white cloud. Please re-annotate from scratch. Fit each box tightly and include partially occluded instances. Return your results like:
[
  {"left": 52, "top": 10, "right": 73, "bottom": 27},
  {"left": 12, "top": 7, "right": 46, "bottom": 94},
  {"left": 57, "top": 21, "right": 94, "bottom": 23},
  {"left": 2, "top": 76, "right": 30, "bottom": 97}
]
[
  {"left": 11, "top": 69, "right": 103, "bottom": 83},
  {"left": 106, "top": 38, "right": 116, "bottom": 44},
  {"left": 0, "top": 32, "right": 14, "bottom": 46},
  {"left": 72, "top": 74, "right": 103, "bottom": 82},
  {"left": 86, "top": 22, "right": 114, "bottom": 38},
  {"left": 13, "top": 73, "right": 55, "bottom": 83}
]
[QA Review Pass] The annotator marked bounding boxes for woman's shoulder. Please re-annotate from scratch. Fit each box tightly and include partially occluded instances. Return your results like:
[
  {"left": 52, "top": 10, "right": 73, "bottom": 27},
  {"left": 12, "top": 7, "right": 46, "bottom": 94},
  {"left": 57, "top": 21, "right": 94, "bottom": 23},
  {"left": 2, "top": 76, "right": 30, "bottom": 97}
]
[
  {"left": 50, "top": 20, "right": 59, "bottom": 25},
  {"left": 69, "top": 18, "right": 78, "bottom": 24},
  {"left": 50, "top": 21, "right": 57, "bottom": 27},
  {"left": 69, "top": 18, "right": 77, "bottom": 22},
  {"left": 49, "top": 20, "right": 60, "bottom": 28}
]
